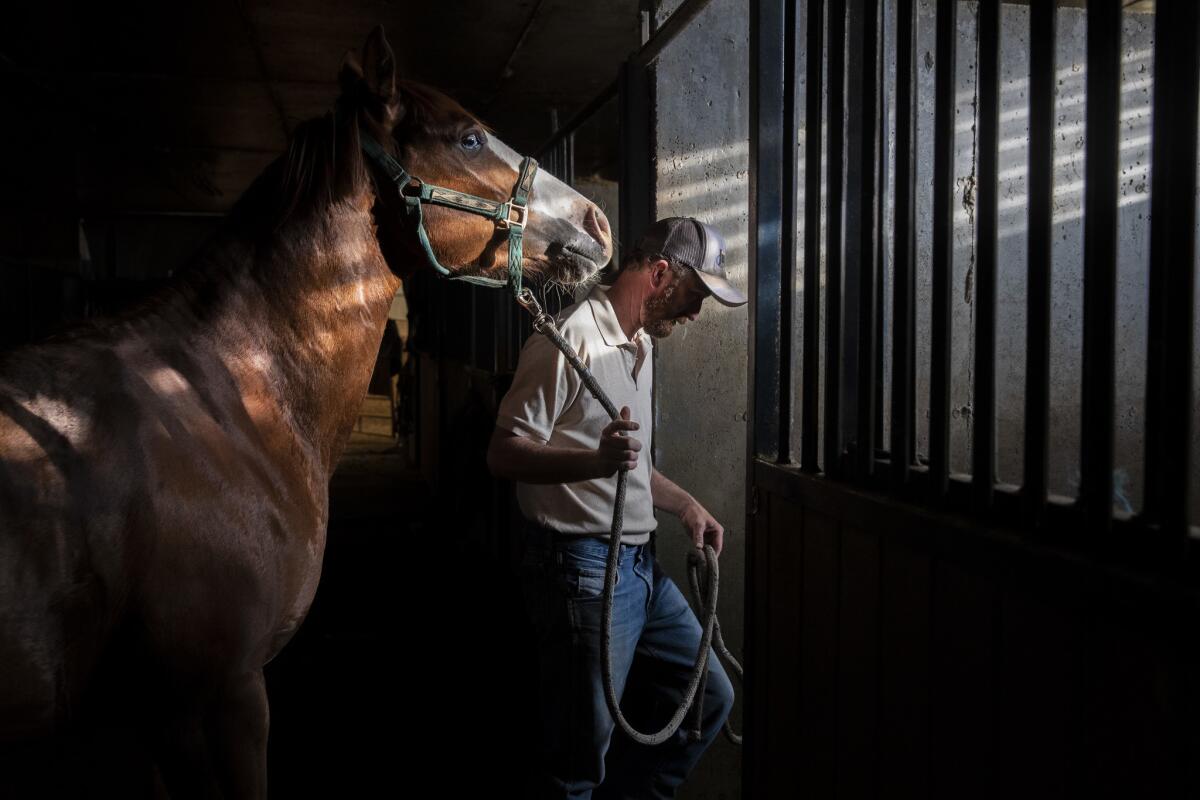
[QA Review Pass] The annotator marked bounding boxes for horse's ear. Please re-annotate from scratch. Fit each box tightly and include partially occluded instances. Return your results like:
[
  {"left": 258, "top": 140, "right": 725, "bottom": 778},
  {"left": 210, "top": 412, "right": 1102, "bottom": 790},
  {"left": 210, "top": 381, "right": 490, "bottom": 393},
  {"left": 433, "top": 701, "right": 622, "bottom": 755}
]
[
  {"left": 339, "top": 49, "right": 364, "bottom": 94},
  {"left": 361, "top": 26, "right": 398, "bottom": 103}
]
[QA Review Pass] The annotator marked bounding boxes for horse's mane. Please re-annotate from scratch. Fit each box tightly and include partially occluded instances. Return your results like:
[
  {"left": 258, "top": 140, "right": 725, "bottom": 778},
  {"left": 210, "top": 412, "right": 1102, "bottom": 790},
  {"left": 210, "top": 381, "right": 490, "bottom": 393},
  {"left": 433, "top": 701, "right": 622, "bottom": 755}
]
[
  {"left": 2, "top": 80, "right": 488, "bottom": 345},
  {"left": 228, "top": 80, "right": 489, "bottom": 236},
  {"left": 225, "top": 112, "right": 364, "bottom": 237}
]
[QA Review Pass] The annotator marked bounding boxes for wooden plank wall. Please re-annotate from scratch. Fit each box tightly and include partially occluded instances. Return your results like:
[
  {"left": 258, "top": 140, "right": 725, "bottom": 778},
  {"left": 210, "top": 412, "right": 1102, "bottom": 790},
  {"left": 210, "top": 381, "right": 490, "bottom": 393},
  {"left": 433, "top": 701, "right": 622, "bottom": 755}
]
[{"left": 749, "top": 463, "right": 1200, "bottom": 798}]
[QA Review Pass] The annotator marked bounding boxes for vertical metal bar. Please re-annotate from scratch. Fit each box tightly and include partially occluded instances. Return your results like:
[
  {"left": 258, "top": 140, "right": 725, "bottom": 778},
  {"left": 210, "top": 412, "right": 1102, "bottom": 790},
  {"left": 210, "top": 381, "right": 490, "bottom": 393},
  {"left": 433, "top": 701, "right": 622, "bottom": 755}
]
[
  {"left": 972, "top": 0, "right": 999, "bottom": 507},
  {"left": 746, "top": 0, "right": 786, "bottom": 786},
  {"left": 619, "top": 60, "right": 654, "bottom": 252},
  {"left": 802, "top": 0, "right": 825, "bottom": 472},
  {"left": 548, "top": 109, "right": 561, "bottom": 177},
  {"left": 1144, "top": 0, "right": 1199, "bottom": 537},
  {"left": 778, "top": 0, "right": 800, "bottom": 464},
  {"left": 842, "top": 0, "right": 864, "bottom": 474},
  {"left": 929, "top": 0, "right": 956, "bottom": 496},
  {"left": 565, "top": 131, "right": 576, "bottom": 186},
  {"left": 749, "top": 0, "right": 786, "bottom": 461},
  {"left": 824, "top": 0, "right": 846, "bottom": 476},
  {"left": 845, "top": 0, "right": 879, "bottom": 480},
  {"left": 1079, "top": 0, "right": 1121, "bottom": 536},
  {"left": 891, "top": 0, "right": 916, "bottom": 487},
  {"left": 874, "top": 0, "right": 888, "bottom": 455},
  {"left": 1024, "top": 0, "right": 1055, "bottom": 520},
  {"left": 468, "top": 285, "right": 478, "bottom": 368}
]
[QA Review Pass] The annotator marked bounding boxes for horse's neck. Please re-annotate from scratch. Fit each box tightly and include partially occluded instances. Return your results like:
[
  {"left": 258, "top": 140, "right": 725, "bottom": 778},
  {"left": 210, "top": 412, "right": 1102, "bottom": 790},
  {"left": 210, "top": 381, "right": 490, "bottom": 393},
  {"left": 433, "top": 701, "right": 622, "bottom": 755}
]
[{"left": 192, "top": 198, "right": 403, "bottom": 479}]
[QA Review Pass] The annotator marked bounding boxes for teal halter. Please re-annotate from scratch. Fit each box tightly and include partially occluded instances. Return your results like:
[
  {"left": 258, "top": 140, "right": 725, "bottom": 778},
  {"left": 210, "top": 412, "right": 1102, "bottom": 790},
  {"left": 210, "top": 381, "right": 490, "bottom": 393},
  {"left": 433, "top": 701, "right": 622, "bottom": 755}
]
[{"left": 358, "top": 129, "right": 538, "bottom": 297}]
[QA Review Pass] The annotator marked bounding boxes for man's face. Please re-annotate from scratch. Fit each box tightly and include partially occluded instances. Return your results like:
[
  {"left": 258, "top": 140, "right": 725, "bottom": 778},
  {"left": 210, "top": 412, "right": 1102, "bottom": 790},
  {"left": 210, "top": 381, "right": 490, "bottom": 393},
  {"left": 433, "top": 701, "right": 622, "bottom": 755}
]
[{"left": 642, "top": 262, "right": 710, "bottom": 338}]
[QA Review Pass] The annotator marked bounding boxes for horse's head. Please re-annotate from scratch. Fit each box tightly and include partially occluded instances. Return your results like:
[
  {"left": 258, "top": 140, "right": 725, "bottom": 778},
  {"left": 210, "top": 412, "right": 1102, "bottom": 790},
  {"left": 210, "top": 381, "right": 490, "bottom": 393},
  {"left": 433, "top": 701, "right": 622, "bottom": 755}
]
[{"left": 338, "top": 28, "right": 612, "bottom": 288}]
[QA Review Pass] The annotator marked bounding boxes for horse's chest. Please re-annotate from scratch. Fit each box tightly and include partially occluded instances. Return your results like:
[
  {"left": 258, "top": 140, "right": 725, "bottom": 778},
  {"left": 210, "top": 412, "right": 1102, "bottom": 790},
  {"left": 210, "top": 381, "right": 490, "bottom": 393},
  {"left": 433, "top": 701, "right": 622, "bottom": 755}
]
[
  {"left": 261, "top": 493, "right": 329, "bottom": 657},
  {"left": 280, "top": 522, "right": 325, "bottom": 619}
]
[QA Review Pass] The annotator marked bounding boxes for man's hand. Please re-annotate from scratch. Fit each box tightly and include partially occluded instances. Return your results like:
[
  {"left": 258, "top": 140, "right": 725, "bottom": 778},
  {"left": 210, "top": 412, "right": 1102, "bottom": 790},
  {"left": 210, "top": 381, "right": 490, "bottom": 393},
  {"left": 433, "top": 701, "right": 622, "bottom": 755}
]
[
  {"left": 596, "top": 406, "right": 642, "bottom": 477},
  {"left": 680, "top": 501, "right": 724, "bottom": 557}
]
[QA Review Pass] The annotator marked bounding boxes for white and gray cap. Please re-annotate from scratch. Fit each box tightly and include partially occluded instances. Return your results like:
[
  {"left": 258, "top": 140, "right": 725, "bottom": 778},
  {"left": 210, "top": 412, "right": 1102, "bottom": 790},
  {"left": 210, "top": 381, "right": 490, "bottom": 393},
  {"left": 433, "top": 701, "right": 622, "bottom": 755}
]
[{"left": 635, "top": 217, "right": 748, "bottom": 307}]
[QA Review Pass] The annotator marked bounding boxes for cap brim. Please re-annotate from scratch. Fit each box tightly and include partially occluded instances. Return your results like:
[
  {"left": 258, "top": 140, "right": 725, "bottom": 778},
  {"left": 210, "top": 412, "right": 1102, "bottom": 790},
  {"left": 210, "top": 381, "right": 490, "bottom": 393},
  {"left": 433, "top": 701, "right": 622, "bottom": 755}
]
[{"left": 695, "top": 270, "right": 748, "bottom": 307}]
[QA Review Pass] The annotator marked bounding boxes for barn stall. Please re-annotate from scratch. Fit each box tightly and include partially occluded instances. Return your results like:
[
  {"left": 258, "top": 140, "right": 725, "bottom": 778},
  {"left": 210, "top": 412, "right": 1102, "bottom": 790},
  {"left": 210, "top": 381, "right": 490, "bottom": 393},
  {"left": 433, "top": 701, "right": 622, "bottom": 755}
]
[{"left": 2, "top": 0, "right": 1198, "bottom": 798}]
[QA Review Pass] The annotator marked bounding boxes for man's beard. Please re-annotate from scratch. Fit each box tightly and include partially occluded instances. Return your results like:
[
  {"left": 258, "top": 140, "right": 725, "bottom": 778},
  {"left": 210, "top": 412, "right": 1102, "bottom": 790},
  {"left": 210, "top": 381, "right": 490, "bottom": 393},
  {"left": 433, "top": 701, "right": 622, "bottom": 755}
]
[
  {"left": 645, "top": 318, "right": 677, "bottom": 338},
  {"left": 643, "top": 275, "right": 683, "bottom": 338}
]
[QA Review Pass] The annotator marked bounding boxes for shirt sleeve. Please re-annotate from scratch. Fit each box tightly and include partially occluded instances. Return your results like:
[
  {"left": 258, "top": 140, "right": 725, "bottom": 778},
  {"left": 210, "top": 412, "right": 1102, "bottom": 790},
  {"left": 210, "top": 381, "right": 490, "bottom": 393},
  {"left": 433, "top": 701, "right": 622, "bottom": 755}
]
[{"left": 494, "top": 327, "right": 583, "bottom": 444}]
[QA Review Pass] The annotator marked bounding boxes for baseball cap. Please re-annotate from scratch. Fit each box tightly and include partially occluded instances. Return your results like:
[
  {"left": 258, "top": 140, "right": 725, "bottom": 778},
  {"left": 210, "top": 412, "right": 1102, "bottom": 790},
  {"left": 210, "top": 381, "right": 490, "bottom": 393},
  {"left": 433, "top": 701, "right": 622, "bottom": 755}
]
[{"left": 634, "top": 217, "right": 748, "bottom": 307}]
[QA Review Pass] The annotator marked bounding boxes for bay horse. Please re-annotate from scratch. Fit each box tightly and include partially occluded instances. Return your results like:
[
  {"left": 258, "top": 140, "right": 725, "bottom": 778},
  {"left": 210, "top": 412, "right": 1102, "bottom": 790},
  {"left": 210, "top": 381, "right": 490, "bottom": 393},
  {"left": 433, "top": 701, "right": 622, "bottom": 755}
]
[{"left": 0, "top": 27, "right": 611, "bottom": 797}]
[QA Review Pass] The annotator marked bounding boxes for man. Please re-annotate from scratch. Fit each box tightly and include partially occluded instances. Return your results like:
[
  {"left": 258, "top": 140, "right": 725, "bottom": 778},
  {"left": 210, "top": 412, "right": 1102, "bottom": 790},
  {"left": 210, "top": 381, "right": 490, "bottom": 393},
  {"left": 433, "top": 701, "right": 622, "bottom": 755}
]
[{"left": 487, "top": 217, "right": 747, "bottom": 799}]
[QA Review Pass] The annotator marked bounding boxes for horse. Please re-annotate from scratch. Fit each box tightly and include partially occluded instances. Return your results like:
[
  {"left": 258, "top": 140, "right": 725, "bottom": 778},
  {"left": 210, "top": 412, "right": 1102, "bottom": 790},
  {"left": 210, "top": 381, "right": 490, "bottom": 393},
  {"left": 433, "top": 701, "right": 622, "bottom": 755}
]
[{"left": 0, "top": 26, "right": 611, "bottom": 797}]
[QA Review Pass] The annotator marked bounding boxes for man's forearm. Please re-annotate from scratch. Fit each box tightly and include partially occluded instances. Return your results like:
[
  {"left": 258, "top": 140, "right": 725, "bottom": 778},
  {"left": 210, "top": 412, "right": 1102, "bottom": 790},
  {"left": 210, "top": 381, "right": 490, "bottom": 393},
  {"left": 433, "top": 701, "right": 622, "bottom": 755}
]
[
  {"left": 487, "top": 428, "right": 604, "bottom": 484},
  {"left": 650, "top": 467, "right": 697, "bottom": 516}
]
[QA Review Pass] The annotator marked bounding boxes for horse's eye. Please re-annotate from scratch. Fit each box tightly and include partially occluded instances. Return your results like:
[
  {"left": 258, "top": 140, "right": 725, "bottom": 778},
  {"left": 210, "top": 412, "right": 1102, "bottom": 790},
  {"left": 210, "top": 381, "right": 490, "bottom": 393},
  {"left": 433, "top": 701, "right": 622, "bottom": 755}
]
[{"left": 460, "top": 131, "right": 484, "bottom": 151}]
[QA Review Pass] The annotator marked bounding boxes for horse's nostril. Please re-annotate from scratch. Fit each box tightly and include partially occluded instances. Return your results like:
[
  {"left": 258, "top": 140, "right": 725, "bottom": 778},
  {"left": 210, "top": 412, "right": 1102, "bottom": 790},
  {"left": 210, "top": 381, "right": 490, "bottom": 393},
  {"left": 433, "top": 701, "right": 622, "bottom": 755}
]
[{"left": 583, "top": 205, "right": 612, "bottom": 248}]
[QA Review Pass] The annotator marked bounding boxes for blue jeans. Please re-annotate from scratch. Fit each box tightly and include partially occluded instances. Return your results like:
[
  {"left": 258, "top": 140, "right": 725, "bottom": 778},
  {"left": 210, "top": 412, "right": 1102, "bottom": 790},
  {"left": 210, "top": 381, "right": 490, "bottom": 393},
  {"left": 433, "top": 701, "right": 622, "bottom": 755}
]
[{"left": 518, "top": 526, "right": 735, "bottom": 799}]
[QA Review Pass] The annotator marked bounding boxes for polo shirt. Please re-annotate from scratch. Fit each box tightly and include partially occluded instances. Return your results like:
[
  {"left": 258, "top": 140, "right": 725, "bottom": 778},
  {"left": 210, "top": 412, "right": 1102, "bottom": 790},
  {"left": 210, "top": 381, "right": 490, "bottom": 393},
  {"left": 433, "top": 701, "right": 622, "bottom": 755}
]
[{"left": 495, "top": 284, "right": 655, "bottom": 544}]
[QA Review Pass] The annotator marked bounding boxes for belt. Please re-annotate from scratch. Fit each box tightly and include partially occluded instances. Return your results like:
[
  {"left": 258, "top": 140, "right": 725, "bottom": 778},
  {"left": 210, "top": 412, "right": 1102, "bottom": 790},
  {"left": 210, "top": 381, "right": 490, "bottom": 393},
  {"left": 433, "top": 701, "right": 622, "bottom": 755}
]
[{"left": 522, "top": 520, "right": 655, "bottom": 546}]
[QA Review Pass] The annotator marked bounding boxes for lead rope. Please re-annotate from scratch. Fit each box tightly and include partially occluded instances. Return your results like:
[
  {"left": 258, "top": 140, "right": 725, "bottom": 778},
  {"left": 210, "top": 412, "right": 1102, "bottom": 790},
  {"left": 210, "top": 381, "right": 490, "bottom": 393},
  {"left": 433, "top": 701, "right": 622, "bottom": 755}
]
[
  {"left": 516, "top": 289, "right": 743, "bottom": 747},
  {"left": 353, "top": 126, "right": 746, "bottom": 741}
]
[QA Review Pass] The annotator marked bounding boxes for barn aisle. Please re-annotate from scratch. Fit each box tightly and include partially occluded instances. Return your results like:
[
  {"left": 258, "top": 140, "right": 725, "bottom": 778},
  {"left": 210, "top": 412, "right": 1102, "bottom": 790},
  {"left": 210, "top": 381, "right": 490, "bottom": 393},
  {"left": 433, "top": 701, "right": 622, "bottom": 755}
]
[{"left": 265, "top": 429, "right": 538, "bottom": 797}]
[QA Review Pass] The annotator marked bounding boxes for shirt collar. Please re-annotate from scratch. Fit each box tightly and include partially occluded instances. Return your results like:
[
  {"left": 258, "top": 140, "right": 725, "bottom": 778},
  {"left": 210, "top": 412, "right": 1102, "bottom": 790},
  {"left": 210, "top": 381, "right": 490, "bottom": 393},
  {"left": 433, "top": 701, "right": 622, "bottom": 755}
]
[{"left": 586, "top": 284, "right": 643, "bottom": 351}]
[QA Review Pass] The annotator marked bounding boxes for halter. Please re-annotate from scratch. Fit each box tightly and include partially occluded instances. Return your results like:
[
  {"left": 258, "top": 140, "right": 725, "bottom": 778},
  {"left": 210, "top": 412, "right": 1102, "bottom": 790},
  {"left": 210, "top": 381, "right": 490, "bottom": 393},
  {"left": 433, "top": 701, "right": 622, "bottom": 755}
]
[{"left": 358, "top": 129, "right": 538, "bottom": 297}]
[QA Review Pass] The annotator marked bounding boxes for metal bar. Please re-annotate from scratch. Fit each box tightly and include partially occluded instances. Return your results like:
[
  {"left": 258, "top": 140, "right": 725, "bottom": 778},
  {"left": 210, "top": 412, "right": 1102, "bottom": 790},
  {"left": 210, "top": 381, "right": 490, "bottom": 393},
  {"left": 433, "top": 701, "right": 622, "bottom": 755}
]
[
  {"left": 846, "top": 0, "right": 879, "bottom": 480},
  {"left": 618, "top": 60, "right": 654, "bottom": 257},
  {"left": 565, "top": 132, "right": 576, "bottom": 186},
  {"left": 1079, "top": 0, "right": 1121, "bottom": 536},
  {"left": 842, "top": 0, "right": 864, "bottom": 471},
  {"left": 749, "top": 0, "right": 786, "bottom": 461},
  {"left": 801, "top": 0, "right": 825, "bottom": 473},
  {"left": 630, "top": 0, "right": 717, "bottom": 70},
  {"left": 972, "top": 0, "right": 1000, "bottom": 508},
  {"left": 891, "top": 0, "right": 916, "bottom": 487},
  {"left": 1024, "top": 0, "right": 1055, "bottom": 520},
  {"left": 823, "top": 0, "right": 846, "bottom": 477},
  {"left": 536, "top": 80, "right": 618, "bottom": 157},
  {"left": 929, "top": 0, "right": 956, "bottom": 496},
  {"left": 1144, "top": 0, "right": 1199, "bottom": 537},
  {"left": 874, "top": 0, "right": 888, "bottom": 455},
  {"left": 778, "top": 0, "right": 800, "bottom": 463},
  {"left": 746, "top": 0, "right": 785, "bottom": 778},
  {"left": 545, "top": 109, "right": 561, "bottom": 178}
]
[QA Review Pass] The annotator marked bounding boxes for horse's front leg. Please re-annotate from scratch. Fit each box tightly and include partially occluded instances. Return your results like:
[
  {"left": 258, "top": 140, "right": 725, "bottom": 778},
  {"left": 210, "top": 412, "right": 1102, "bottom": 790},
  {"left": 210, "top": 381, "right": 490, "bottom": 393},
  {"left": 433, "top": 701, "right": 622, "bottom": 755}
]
[
  {"left": 206, "top": 669, "right": 269, "bottom": 800},
  {"left": 150, "top": 669, "right": 268, "bottom": 800}
]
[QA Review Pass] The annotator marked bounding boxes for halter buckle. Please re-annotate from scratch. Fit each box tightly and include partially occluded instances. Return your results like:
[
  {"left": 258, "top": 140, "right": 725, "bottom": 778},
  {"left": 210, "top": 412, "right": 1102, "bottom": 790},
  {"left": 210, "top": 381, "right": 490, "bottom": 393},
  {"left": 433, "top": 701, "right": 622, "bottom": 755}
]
[{"left": 498, "top": 201, "right": 528, "bottom": 231}]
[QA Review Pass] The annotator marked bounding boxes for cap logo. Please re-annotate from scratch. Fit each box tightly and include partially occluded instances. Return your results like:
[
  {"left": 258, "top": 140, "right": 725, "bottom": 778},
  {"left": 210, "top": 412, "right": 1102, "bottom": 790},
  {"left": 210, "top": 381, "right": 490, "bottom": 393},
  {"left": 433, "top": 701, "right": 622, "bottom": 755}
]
[{"left": 716, "top": 249, "right": 726, "bottom": 269}]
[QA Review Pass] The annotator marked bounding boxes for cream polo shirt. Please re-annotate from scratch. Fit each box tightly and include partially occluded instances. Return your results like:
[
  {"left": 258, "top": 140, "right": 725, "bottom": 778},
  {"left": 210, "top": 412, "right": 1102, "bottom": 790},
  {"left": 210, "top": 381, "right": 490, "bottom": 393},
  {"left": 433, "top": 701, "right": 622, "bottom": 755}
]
[{"left": 495, "top": 284, "right": 655, "bottom": 544}]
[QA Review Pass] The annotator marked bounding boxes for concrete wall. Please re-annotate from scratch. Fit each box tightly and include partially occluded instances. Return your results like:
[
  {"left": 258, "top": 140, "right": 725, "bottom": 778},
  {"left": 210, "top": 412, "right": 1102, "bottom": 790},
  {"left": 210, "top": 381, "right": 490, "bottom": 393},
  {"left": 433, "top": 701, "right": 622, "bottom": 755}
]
[{"left": 654, "top": 0, "right": 749, "bottom": 797}]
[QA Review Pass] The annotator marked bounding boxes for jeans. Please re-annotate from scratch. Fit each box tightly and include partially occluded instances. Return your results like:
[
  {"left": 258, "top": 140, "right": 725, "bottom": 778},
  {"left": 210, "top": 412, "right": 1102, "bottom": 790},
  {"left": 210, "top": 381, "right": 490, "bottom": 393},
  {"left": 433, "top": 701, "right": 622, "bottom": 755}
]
[{"left": 518, "top": 525, "right": 735, "bottom": 800}]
